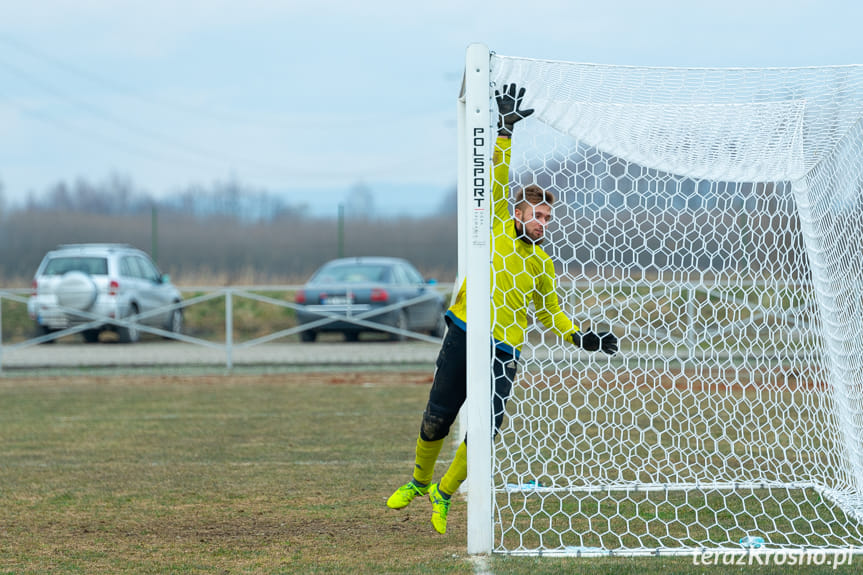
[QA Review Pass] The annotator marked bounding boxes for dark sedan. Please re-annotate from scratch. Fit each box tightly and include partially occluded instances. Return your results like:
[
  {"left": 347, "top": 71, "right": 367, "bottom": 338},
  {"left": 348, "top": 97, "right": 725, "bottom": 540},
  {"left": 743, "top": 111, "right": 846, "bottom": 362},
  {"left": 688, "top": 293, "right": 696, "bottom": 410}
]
[{"left": 294, "top": 257, "right": 447, "bottom": 342}]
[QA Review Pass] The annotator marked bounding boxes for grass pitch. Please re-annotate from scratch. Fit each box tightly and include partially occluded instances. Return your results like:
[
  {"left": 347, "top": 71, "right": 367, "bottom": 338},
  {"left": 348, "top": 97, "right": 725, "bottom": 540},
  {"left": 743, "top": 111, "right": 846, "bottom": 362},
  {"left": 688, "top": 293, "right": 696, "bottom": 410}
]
[{"left": 0, "top": 371, "right": 858, "bottom": 574}]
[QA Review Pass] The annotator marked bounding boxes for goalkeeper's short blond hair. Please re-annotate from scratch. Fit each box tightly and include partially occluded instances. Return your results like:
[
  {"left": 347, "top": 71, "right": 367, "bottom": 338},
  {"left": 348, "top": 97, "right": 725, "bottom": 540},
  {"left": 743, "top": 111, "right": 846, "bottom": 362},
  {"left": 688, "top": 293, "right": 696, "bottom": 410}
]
[{"left": 514, "top": 184, "right": 555, "bottom": 211}]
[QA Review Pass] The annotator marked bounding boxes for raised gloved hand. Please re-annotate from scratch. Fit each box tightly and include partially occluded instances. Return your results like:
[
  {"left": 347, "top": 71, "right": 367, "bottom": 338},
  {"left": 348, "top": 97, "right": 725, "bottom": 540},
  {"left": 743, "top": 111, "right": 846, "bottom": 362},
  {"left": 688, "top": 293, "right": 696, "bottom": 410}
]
[
  {"left": 496, "top": 84, "right": 534, "bottom": 137},
  {"left": 570, "top": 330, "right": 618, "bottom": 355}
]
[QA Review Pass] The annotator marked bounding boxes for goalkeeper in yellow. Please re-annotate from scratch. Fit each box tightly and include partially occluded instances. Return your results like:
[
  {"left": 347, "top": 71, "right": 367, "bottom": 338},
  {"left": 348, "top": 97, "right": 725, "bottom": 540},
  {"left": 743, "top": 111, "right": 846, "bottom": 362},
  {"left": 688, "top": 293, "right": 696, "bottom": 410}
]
[{"left": 386, "top": 84, "right": 618, "bottom": 534}]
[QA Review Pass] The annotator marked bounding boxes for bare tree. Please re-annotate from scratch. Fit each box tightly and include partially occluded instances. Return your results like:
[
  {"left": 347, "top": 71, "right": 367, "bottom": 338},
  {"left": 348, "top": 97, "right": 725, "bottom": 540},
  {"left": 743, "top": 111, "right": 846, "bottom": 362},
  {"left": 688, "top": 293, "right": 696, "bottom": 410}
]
[{"left": 344, "top": 182, "right": 375, "bottom": 219}]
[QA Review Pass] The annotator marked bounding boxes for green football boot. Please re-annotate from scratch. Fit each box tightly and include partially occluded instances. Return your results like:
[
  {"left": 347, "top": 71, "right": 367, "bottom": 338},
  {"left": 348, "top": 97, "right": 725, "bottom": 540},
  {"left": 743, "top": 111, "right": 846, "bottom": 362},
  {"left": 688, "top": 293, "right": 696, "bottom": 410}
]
[
  {"left": 428, "top": 483, "right": 451, "bottom": 534},
  {"left": 386, "top": 481, "right": 429, "bottom": 509}
]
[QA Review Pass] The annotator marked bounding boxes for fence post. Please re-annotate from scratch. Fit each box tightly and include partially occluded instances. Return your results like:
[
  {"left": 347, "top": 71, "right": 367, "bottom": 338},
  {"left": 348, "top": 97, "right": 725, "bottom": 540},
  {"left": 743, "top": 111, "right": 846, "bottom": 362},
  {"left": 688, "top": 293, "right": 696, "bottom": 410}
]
[
  {"left": 0, "top": 292, "right": 4, "bottom": 374},
  {"left": 225, "top": 289, "right": 233, "bottom": 370}
]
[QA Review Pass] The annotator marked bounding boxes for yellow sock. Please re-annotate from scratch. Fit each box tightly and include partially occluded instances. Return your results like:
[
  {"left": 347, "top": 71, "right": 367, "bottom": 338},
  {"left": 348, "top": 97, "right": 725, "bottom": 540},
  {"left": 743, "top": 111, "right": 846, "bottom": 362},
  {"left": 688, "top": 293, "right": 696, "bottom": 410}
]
[
  {"left": 439, "top": 441, "right": 467, "bottom": 496},
  {"left": 413, "top": 436, "right": 445, "bottom": 485}
]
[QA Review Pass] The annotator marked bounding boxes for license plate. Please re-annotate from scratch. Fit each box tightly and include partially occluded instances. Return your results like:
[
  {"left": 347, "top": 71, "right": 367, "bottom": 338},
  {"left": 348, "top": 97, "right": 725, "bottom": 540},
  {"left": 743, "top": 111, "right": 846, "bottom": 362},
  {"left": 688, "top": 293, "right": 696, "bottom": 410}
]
[{"left": 323, "top": 296, "right": 352, "bottom": 305}]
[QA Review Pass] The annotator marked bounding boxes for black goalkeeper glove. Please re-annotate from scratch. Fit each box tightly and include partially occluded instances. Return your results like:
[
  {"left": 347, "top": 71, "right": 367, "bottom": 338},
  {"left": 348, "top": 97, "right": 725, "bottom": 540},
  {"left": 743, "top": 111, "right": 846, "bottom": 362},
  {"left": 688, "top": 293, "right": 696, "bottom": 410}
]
[
  {"left": 570, "top": 330, "right": 618, "bottom": 355},
  {"left": 496, "top": 84, "right": 534, "bottom": 137}
]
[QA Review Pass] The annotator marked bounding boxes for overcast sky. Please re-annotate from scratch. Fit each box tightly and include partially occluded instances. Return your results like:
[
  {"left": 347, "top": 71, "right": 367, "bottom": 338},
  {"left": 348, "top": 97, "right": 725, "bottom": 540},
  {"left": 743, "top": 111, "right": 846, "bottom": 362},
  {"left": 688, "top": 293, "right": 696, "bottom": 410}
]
[{"left": 2, "top": 0, "right": 863, "bottom": 216}]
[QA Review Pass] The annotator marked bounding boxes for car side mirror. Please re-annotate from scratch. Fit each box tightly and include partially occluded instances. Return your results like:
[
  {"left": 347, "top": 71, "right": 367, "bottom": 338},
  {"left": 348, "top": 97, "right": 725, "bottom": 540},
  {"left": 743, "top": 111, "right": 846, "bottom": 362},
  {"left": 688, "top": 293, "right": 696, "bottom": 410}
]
[
  {"left": 161, "top": 274, "right": 171, "bottom": 284},
  {"left": 426, "top": 278, "right": 437, "bottom": 285}
]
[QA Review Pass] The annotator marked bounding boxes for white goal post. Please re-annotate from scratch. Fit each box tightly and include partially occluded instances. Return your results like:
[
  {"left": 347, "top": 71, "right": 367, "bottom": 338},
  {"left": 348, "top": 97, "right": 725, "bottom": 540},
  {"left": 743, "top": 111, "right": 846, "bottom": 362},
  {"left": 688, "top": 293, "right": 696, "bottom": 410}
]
[{"left": 460, "top": 43, "right": 863, "bottom": 556}]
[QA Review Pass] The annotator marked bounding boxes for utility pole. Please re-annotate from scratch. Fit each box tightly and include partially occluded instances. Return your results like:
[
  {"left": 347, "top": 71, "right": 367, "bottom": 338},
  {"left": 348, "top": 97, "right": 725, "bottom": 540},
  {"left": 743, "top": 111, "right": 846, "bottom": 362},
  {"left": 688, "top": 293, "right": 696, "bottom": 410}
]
[
  {"left": 151, "top": 205, "right": 158, "bottom": 263},
  {"left": 338, "top": 203, "right": 345, "bottom": 258}
]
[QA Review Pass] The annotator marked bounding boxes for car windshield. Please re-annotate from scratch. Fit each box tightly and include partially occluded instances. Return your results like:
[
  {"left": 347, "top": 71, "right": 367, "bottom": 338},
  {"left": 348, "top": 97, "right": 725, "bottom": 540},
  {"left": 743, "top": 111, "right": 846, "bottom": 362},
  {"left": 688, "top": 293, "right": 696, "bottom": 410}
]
[
  {"left": 310, "top": 264, "right": 390, "bottom": 284},
  {"left": 42, "top": 257, "right": 109, "bottom": 276}
]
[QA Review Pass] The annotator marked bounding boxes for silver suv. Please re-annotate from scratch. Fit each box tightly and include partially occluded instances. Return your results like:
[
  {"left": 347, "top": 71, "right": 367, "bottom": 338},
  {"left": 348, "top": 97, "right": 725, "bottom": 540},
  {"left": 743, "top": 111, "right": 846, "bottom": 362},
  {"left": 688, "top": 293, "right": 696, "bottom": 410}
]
[{"left": 27, "top": 243, "right": 183, "bottom": 343}]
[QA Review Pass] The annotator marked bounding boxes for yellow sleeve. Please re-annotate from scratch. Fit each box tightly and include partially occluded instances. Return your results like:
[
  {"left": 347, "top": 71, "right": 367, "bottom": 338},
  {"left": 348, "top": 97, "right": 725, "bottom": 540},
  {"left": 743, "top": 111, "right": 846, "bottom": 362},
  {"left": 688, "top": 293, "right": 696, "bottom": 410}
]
[
  {"left": 532, "top": 255, "right": 577, "bottom": 339},
  {"left": 492, "top": 136, "right": 512, "bottom": 227}
]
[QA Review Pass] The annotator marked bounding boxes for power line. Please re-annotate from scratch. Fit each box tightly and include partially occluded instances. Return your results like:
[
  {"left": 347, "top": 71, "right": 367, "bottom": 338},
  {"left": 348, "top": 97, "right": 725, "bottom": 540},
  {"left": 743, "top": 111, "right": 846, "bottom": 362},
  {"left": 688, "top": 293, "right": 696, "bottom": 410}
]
[
  {"left": 0, "top": 54, "right": 278, "bottom": 170},
  {"left": 0, "top": 33, "right": 252, "bottom": 125},
  {"left": 0, "top": 34, "right": 433, "bottom": 184}
]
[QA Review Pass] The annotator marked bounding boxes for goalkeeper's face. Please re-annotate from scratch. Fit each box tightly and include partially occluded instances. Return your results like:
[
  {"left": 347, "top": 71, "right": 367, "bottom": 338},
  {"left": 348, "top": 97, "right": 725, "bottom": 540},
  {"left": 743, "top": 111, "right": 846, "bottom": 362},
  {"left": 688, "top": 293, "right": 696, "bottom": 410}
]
[{"left": 515, "top": 202, "right": 552, "bottom": 244}]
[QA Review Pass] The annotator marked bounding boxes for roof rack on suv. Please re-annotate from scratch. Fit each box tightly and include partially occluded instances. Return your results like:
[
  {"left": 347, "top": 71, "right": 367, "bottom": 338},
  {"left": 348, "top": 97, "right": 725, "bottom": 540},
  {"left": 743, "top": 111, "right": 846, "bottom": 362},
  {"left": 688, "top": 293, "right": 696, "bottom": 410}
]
[{"left": 55, "top": 243, "right": 135, "bottom": 251}]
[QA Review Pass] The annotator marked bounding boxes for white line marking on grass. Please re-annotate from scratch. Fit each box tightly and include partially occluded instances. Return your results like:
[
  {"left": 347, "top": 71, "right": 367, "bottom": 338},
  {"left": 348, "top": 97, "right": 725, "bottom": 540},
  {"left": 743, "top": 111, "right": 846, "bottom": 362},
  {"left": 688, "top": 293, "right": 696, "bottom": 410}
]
[
  {"left": 53, "top": 412, "right": 286, "bottom": 422},
  {"left": 471, "top": 554, "right": 492, "bottom": 575}
]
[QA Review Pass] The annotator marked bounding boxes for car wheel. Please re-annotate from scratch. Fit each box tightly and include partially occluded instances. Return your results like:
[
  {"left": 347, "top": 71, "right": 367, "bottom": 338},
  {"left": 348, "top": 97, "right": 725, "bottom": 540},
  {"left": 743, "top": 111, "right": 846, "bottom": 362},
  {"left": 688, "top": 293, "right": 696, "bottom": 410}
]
[
  {"left": 118, "top": 305, "right": 140, "bottom": 343},
  {"left": 300, "top": 330, "right": 317, "bottom": 343},
  {"left": 430, "top": 310, "right": 446, "bottom": 338},
  {"left": 390, "top": 309, "right": 408, "bottom": 342},
  {"left": 82, "top": 329, "right": 100, "bottom": 343},
  {"left": 163, "top": 309, "right": 183, "bottom": 339}
]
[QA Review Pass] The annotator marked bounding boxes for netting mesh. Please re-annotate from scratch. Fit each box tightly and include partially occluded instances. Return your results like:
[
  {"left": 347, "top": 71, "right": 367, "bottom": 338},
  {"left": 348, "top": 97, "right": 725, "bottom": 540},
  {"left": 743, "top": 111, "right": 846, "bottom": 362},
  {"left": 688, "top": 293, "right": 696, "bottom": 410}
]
[{"left": 487, "top": 54, "right": 863, "bottom": 554}]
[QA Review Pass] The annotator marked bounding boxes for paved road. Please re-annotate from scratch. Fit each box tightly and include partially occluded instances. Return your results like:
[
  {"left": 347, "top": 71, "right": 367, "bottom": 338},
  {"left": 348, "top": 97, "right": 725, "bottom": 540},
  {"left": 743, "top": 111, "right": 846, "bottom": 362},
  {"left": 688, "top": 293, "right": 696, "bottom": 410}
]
[{"left": 0, "top": 340, "right": 441, "bottom": 371}]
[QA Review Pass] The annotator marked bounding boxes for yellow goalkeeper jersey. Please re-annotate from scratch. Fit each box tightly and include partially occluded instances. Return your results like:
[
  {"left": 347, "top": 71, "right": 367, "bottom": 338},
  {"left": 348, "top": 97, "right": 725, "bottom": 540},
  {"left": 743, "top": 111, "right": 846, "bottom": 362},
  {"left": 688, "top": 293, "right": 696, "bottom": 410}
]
[{"left": 446, "top": 136, "right": 577, "bottom": 357}]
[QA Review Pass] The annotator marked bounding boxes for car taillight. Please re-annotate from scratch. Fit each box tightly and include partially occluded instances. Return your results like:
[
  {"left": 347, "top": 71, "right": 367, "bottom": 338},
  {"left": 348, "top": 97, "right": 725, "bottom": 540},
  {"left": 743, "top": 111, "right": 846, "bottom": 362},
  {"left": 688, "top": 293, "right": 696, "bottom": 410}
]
[
  {"left": 109, "top": 279, "right": 120, "bottom": 296},
  {"left": 370, "top": 288, "right": 389, "bottom": 302},
  {"left": 31, "top": 279, "right": 37, "bottom": 296},
  {"left": 295, "top": 291, "right": 306, "bottom": 304}
]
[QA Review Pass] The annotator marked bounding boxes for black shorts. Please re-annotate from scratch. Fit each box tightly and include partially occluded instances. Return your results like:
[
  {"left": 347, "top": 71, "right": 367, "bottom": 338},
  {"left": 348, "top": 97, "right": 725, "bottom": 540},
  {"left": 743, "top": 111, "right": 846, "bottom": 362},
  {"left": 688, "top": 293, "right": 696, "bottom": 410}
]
[{"left": 420, "top": 319, "right": 517, "bottom": 441}]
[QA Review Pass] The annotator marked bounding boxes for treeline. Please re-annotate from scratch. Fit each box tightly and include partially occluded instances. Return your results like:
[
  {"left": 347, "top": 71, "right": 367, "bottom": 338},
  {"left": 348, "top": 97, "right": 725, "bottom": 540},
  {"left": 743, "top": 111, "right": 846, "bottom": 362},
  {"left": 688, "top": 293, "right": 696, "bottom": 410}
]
[
  {"left": 1, "top": 200, "right": 805, "bottom": 288},
  {"left": 0, "top": 170, "right": 808, "bottom": 287},
  {"left": 14, "top": 175, "right": 310, "bottom": 221},
  {"left": 0, "top": 210, "right": 458, "bottom": 285},
  {"left": 0, "top": 176, "right": 459, "bottom": 285}
]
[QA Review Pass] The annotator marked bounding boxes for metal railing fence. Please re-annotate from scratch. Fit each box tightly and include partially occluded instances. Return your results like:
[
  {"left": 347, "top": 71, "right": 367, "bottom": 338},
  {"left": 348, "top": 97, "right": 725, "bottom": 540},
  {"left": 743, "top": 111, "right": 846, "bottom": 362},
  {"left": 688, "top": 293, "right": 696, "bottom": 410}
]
[{"left": 0, "top": 284, "right": 453, "bottom": 372}]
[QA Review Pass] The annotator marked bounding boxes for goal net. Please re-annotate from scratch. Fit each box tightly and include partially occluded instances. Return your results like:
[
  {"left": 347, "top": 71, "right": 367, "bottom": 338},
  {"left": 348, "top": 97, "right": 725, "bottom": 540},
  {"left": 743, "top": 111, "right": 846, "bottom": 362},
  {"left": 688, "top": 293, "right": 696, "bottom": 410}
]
[{"left": 459, "top": 44, "right": 863, "bottom": 556}]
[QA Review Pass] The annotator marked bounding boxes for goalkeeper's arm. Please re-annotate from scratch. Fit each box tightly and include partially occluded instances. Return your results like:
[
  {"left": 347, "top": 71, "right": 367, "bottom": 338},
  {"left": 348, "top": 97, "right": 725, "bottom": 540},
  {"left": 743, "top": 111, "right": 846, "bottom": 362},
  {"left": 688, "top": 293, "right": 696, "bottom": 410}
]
[{"left": 532, "top": 258, "right": 619, "bottom": 356}]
